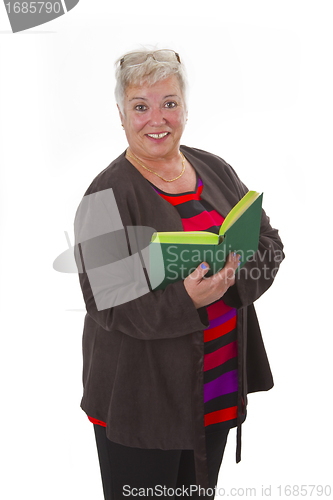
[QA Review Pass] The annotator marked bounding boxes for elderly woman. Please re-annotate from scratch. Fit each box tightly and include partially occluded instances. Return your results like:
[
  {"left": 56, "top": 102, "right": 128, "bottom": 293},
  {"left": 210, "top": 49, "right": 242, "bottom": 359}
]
[{"left": 74, "top": 48, "right": 284, "bottom": 499}]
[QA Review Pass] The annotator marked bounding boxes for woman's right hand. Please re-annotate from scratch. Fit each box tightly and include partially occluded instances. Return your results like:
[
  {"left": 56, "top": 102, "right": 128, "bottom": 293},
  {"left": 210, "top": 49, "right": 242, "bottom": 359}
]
[{"left": 183, "top": 252, "right": 241, "bottom": 309}]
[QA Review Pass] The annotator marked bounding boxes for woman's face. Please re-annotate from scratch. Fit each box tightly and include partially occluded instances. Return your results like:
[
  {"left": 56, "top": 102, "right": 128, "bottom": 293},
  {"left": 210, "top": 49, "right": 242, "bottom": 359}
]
[{"left": 118, "top": 74, "right": 188, "bottom": 162}]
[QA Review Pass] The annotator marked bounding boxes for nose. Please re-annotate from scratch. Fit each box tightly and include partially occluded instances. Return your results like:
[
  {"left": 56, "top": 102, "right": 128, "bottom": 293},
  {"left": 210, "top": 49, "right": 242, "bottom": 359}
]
[{"left": 149, "top": 106, "right": 166, "bottom": 126}]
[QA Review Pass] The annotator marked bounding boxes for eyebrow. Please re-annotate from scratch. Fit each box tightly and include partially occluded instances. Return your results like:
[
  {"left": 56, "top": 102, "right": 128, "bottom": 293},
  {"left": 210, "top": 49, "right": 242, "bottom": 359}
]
[
  {"left": 129, "top": 97, "right": 147, "bottom": 101},
  {"left": 129, "top": 94, "right": 180, "bottom": 102}
]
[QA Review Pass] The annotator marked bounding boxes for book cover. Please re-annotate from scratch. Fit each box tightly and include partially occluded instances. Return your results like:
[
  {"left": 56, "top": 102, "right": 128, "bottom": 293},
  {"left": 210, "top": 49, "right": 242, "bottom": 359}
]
[{"left": 148, "top": 192, "right": 263, "bottom": 291}]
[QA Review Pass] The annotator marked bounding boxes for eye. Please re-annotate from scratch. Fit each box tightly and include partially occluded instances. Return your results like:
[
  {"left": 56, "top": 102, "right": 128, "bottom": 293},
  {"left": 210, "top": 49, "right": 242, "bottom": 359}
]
[
  {"left": 135, "top": 104, "right": 148, "bottom": 112},
  {"left": 164, "top": 101, "right": 177, "bottom": 109}
]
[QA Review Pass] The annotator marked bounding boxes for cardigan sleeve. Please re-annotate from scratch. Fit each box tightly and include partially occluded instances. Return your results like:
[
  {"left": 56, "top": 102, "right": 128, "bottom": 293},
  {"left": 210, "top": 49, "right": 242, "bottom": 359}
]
[
  {"left": 216, "top": 159, "right": 285, "bottom": 309},
  {"left": 76, "top": 265, "right": 209, "bottom": 340},
  {"left": 73, "top": 187, "right": 209, "bottom": 340}
]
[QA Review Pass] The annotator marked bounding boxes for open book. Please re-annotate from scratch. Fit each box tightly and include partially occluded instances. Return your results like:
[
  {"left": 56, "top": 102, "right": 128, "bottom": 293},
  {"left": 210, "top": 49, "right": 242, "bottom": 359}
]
[{"left": 148, "top": 191, "right": 263, "bottom": 291}]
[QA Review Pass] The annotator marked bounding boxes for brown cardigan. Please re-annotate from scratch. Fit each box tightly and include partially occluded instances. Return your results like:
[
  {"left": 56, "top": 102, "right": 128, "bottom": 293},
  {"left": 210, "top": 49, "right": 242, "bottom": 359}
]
[{"left": 73, "top": 146, "right": 285, "bottom": 488}]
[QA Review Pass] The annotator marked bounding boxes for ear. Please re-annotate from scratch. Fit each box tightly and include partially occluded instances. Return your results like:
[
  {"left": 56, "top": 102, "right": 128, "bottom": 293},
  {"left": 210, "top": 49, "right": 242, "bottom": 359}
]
[{"left": 117, "top": 104, "right": 124, "bottom": 125}]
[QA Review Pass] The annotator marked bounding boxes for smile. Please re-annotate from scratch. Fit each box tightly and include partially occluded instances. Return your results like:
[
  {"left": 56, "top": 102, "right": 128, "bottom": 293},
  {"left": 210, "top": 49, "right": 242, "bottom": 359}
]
[{"left": 147, "top": 132, "right": 169, "bottom": 139}]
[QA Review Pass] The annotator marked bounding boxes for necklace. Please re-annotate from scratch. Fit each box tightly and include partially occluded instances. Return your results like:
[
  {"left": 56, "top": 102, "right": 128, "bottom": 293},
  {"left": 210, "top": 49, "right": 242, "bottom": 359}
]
[{"left": 126, "top": 149, "right": 186, "bottom": 182}]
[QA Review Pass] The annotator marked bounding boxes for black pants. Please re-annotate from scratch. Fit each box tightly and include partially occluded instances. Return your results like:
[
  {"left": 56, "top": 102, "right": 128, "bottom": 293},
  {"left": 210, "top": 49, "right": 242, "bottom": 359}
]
[{"left": 93, "top": 424, "right": 229, "bottom": 499}]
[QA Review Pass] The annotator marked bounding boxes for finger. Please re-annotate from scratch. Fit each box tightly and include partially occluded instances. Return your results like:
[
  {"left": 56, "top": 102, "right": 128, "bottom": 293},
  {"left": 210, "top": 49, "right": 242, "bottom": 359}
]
[
  {"left": 218, "top": 252, "right": 240, "bottom": 273},
  {"left": 226, "top": 251, "right": 241, "bottom": 265},
  {"left": 213, "top": 253, "right": 240, "bottom": 284}
]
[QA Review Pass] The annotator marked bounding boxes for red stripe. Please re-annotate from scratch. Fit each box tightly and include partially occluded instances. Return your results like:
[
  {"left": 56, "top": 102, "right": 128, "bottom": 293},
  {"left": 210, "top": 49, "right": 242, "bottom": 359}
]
[
  {"left": 88, "top": 416, "right": 107, "bottom": 427},
  {"left": 204, "top": 315, "right": 237, "bottom": 342},
  {"left": 157, "top": 184, "right": 203, "bottom": 206},
  {"left": 205, "top": 406, "right": 238, "bottom": 426},
  {"left": 204, "top": 341, "right": 237, "bottom": 371},
  {"left": 207, "top": 299, "right": 233, "bottom": 321},
  {"left": 208, "top": 210, "right": 225, "bottom": 225},
  {"left": 182, "top": 210, "right": 225, "bottom": 231}
]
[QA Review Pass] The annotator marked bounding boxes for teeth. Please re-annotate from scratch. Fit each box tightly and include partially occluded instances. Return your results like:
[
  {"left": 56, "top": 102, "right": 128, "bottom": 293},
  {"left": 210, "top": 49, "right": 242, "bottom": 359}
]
[{"left": 147, "top": 132, "right": 168, "bottom": 139}]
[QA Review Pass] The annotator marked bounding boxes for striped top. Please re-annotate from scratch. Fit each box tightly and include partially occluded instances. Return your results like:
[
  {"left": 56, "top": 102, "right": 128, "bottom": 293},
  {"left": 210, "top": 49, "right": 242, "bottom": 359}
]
[
  {"left": 146, "top": 169, "right": 246, "bottom": 432},
  {"left": 88, "top": 168, "right": 246, "bottom": 432}
]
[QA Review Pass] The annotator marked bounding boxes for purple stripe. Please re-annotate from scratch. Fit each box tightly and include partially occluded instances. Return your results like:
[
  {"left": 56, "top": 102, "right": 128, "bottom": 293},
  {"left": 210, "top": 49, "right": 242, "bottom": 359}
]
[
  {"left": 208, "top": 308, "right": 237, "bottom": 330},
  {"left": 204, "top": 370, "right": 238, "bottom": 403},
  {"left": 198, "top": 177, "right": 203, "bottom": 188}
]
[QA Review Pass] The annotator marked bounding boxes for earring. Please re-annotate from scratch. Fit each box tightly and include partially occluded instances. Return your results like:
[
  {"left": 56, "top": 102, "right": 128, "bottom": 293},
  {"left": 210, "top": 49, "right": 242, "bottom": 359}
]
[{"left": 121, "top": 124, "right": 124, "bottom": 129}]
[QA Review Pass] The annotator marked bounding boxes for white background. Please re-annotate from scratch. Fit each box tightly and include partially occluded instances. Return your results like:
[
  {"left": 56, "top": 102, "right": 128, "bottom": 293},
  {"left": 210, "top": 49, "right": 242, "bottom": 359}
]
[{"left": 0, "top": 1, "right": 332, "bottom": 498}]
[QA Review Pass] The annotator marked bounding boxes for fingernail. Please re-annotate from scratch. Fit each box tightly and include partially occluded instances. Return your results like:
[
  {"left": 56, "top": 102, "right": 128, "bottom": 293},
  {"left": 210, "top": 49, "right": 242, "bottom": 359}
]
[
  {"left": 238, "top": 261, "right": 241, "bottom": 267},
  {"left": 201, "top": 263, "right": 207, "bottom": 269},
  {"left": 233, "top": 252, "right": 236, "bottom": 257},
  {"left": 238, "top": 256, "right": 241, "bottom": 261}
]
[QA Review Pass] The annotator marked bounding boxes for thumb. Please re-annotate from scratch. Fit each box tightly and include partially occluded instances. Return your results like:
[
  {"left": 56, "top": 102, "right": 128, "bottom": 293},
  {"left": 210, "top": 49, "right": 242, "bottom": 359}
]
[
  {"left": 192, "top": 261, "right": 210, "bottom": 281},
  {"left": 185, "top": 261, "right": 210, "bottom": 285},
  {"left": 186, "top": 262, "right": 209, "bottom": 282}
]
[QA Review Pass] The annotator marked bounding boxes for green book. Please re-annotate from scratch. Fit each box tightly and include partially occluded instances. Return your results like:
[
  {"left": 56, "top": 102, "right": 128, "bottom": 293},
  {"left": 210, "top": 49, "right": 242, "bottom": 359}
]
[{"left": 148, "top": 191, "right": 263, "bottom": 291}]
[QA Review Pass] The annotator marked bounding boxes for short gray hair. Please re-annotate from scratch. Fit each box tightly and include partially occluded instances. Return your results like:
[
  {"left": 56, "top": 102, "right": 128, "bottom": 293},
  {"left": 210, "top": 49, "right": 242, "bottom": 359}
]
[{"left": 114, "top": 47, "right": 189, "bottom": 115}]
